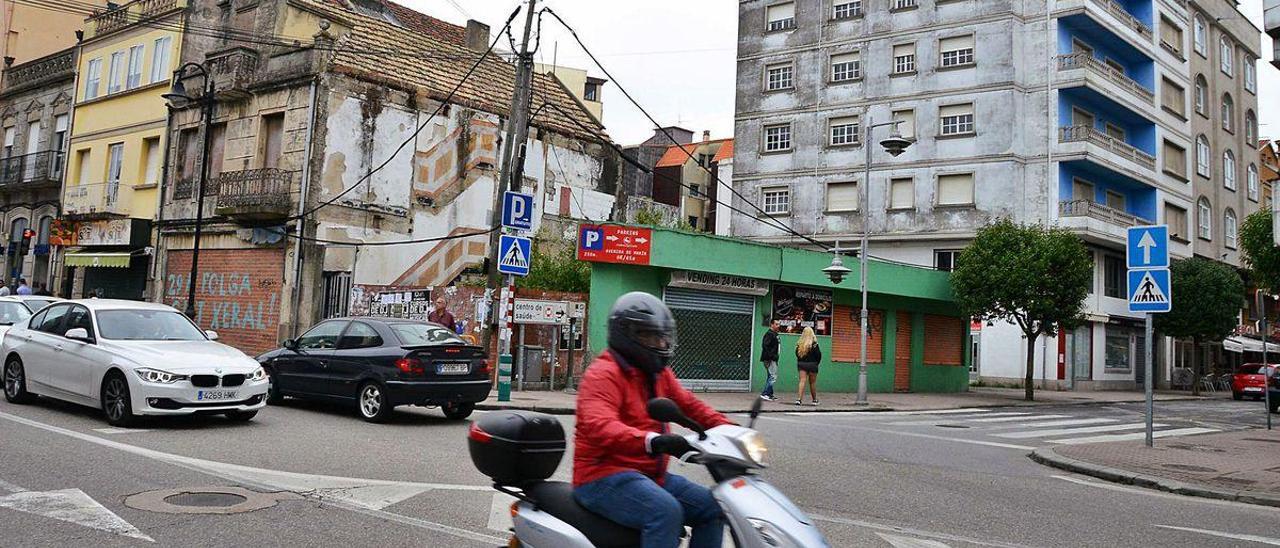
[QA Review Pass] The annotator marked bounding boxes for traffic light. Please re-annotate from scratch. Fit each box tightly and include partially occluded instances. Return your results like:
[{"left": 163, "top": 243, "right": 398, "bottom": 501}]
[{"left": 19, "top": 228, "right": 34, "bottom": 256}]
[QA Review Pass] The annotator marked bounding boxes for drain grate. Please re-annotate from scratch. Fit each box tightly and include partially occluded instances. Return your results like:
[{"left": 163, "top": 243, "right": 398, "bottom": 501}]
[
  {"left": 164, "top": 492, "right": 248, "bottom": 508},
  {"left": 1160, "top": 463, "right": 1216, "bottom": 473}
]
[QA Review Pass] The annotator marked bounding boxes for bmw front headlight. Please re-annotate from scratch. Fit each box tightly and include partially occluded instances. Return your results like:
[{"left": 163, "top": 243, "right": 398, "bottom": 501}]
[
  {"left": 248, "top": 367, "right": 267, "bottom": 382},
  {"left": 134, "top": 368, "right": 187, "bottom": 384},
  {"left": 738, "top": 430, "right": 768, "bottom": 465}
]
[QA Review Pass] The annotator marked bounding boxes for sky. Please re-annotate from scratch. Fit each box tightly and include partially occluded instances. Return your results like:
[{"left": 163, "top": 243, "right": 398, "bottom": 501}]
[{"left": 412, "top": 0, "right": 1278, "bottom": 145}]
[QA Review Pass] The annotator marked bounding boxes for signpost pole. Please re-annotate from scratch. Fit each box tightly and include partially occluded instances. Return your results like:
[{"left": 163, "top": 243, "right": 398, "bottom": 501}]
[
  {"left": 497, "top": 278, "right": 514, "bottom": 402},
  {"left": 1262, "top": 293, "right": 1272, "bottom": 431},
  {"left": 1145, "top": 313, "right": 1154, "bottom": 447},
  {"left": 565, "top": 317, "right": 576, "bottom": 393}
]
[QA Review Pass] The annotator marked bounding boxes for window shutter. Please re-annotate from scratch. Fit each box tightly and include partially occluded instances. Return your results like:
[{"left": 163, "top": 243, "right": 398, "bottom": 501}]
[
  {"left": 827, "top": 182, "right": 858, "bottom": 211},
  {"left": 939, "top": 35, "right": 974, "bottom": 52},
  {"left": 890, "top": 178, "right": 914, "bottom": 209},
  {"left": 939, "top": 104, "right": 972, "bottom": 118},
  {"left": 937, "top": 173, "right": 974, "bottom": 205},
  {"left": 767, "top": 2, "right": 795, "bottom": 21}
]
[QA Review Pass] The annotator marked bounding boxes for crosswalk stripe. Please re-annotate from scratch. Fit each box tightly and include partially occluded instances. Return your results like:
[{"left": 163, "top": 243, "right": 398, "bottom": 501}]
[
  {"left": 966, "top": 414, "right": 1069, "bottom": 423},
  {"left": 885, "top": 412, "right": 1033, "bottom": 425},
  {"left": 994, "top": 418, "right": 1117, "bottom": 429},
  {"left": 1050, "top": 427, "right": 1219, "bottom": 445},
  {"left": 906, "top": 408, "right": 995, "bottom": 415},
  {"left": 993, "top": 422, "right": 1164, "bottom": 439}
]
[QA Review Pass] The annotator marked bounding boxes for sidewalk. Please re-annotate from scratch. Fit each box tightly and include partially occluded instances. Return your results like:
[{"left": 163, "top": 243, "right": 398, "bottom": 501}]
[
  {"left": 1032, "top": 429, "right": 1280, "bottom": 508},
  {"left": 476, "top": 386, "right": 1209, "bottom": 414}
]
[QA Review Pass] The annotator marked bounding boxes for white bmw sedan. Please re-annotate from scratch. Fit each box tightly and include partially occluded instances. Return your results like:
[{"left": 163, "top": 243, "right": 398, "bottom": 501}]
[{"left": 1, "top": 299, "right": 268, "bottom": 426}]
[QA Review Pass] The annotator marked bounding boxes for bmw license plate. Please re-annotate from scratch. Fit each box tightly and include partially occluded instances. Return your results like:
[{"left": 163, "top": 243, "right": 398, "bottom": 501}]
[
  {"left": 197, "top": 390, "right": 238, "bottom": 401},
  {"left": 437, "top": 363, "right": 470, "bottom": 375}
]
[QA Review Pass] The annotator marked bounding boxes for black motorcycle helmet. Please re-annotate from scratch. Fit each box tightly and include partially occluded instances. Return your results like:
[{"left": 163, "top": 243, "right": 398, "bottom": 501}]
[{"left": 607, "top": 292, "right": 677, "bottom": 374}]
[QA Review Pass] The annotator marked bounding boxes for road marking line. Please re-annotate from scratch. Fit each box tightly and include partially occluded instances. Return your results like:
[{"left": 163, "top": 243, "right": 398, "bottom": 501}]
[
  {"left": 995, "top": 423, "right": 1163, "bottom": 439},
  {"left": 0, "top": 487, "right": 153, "bottom": 542},
  {"left": 995, "top": 418, "right": 1117, "bottom": 429},
  {"left": 1050, "top": 427, "right": 1219, "bottom": 445},
  {"left": 0, "top": 478, "right": 28, "bottom": 493},
  {"left": 809, "top": 514, "right": 1031, "bottom": 548},
  {"left": 906, "top": 408, "right": 995, "bottom": 415},
  {"left": 488, "top": 493, "right": 518, "bottom": 532},
  {"left": 784, "top": 409, "right": 998, "bottom": 418},
  {"left": 878, "top": 532, "right": 952, "bottom": 548},
  {"left": 758, "top": 415, "right": 1035, "bottom": 451},
  {"left": 1050, "top": 475, "right": 1280, "bottom": 510},
  {"left": 0, "top": 411, "right": 504, "bottom": 546},
  {"left": 966, "top": 414, "right": 1070, "bottom": 423},
  {"left": 92, "top": 427, "right": 151, "bottom": 435},
  {"left": 1153, "top": 525, "right": 1280, "bottom": 545},
  {"left": 885, "top": 412, "right": 1036, "bottom": 426}
]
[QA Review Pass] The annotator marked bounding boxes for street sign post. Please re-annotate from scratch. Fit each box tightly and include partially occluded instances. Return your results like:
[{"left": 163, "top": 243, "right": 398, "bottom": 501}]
[
  {"left": 498, "top": 235, "right": 532, "bottom": 276},
  {"left": 1127, "top": 225, "right": 1171, "bottom": 448},
  {"left": 502, "top": 191, "right": 534, "bottom": 231}
]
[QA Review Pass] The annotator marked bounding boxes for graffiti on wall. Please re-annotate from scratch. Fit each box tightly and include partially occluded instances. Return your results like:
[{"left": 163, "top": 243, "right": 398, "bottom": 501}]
[{"left": 164, "top": 249, "right": 285, "bottom": 355}]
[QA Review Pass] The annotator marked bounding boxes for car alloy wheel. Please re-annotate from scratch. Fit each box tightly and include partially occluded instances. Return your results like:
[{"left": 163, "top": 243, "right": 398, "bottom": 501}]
[
  {"left": 3, "top": 358, "right": 31, "bottom": 403},
  {"left": 357, "top": 381, "right": 392, "bottom": 422},
  {"left": 102, "top": 376, "right": 133, "bottom": 426}
]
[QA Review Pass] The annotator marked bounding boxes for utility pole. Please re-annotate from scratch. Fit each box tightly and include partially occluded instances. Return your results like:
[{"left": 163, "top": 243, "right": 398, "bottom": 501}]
[{"left": 486, "top": 0, "right": 538, "bottom": 401}]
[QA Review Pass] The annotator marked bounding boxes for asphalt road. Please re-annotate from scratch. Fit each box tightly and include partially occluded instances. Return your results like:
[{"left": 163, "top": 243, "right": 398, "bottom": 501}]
[{"left": 1, "top": 394, "right": 1277, "bottom": 547}]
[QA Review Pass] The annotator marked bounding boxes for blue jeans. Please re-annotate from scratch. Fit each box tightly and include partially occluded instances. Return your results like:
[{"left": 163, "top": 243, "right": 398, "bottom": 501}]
[
  {"left": 761, "top": 360, "right": 778, "bottom": 397},
  {"left": 574, "top": 471, "right": 724, "bottom": 548}
]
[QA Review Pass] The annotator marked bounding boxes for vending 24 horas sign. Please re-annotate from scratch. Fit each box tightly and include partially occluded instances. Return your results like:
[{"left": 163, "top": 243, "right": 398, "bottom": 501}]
[{"left": 771, "top": 284, "right": 833, "bottom": 336}]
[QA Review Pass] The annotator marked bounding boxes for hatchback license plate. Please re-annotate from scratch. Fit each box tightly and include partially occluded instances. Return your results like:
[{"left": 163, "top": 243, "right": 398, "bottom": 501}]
[
  {"left": 1244, "top": 387, "right": 1263, "bottom": 392},
  {"left": 197, "top": 390, "right": 238, "bottom": 401},
  {"left": 437, "top": 363, "right": 470, "bottom": 375}
]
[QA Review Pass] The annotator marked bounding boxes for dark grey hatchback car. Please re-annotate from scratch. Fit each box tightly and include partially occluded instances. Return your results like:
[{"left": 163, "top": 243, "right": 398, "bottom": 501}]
[{"left": 256, "top": 318, "right": 490, "bottom": 422}]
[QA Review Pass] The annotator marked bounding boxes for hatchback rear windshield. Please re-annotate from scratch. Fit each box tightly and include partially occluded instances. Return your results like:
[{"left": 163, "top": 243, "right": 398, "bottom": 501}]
[
  {"left": 1237, "top": 364, "right": 1276, "bottom": 375},
  {"left": 0, "top": 302, "right": 31, "bottom": 325},
  {"left": 392, "top": 323, "right": 464, "bottom": 346},
  {"left": 97, "top": 310, "right": 207, "bottom": 341}
]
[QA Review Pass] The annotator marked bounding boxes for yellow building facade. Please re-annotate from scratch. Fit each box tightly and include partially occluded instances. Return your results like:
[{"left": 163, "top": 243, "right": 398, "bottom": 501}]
[{"left": 62, "top": 0, "right": 185, "bottom": 299}]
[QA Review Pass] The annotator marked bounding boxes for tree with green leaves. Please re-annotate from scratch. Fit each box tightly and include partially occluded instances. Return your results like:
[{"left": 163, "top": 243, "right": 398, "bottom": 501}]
[
  {"left": 1154, "top": 258, "right": 1243, "bottom": 395},
  {"left": 520, "top": 241, "right": 591, "bottom": 293},
  {"left": 950, "top": 219, "right": 1093, "bottom": 401},
  {"left": 1241, "top": 209, "right": 1280, "bottom": 293}
]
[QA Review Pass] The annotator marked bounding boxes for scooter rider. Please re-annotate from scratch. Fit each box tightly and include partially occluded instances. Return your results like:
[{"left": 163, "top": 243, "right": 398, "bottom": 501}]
[{"left": 573, "top": 292, "right": 734, "bottom": 548}]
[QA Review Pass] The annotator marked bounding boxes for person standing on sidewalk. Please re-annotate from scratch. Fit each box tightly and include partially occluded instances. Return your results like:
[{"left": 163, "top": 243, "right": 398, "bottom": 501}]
[
  {"left": 759, "top": 319, "right": 780, "bottom": 401},
  {"left": 795, "top": 327, "right": 822, "bottom": 406},
  {"left": 428, "top": 296, "right": 457, "bottom": 332}
]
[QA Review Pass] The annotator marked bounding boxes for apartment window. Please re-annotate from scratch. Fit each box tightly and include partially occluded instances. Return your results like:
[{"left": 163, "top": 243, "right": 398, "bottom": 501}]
[
  {"left": 832, "top": 0, "right": 862, "bottom": 19},
  {"left": 142, "top": 138, "right": 161, "bottom": 186},
  {"left": 939, "top": 34, "right": 975, "bottom": 68},
  {"left": 1159, "top": 17, "right": 1182, "bottom": 56},
  {"left": 583, "top": 81, "right": 600, "bottom": 102},
  {"left": 209, "top": 123, "right": 227, "bottom": 178},
  {"left": 1072, "top": 178, "right": 1095, "bottom": 202},
  {"left": 1105, "top": 190, "right": 1125, "bottom": 211},
  {"left": 763, "top": 124, "right": 792, "bottom": 152},
  {"left": 1225, "top": 209, "right": 1238, "bottom": 249},
  {"left": 891, "top": 0, "right": 917, "bottom": 10},
  {"left": 1245, "top": 59, "right": 1257, "bottom": 93},
  {"left": 1104, "top": 58, "right": 1125, "bottom": 74},
  {"left": 765, "top": 63, "right": 794, "bottom": 91},
  {"left": 106, "top": 143, "right": 123, "bottom": 200},
  {"left": 1223, "top": 150, "right": 1236, "bottom": 190},
  {"left": 934, "top": 250, "right": 961, "bottom": 272},
  {"left": 52, "top": 115, "right": 69, "bottom": 174},
  {"left": 1248, "top": 164, "right": 1259, "bottom": 202},
  {"left": 1103, "top": 254, "right": 1123, "bottom": 298},
  {"left": 761, "top": 187, "right": 790, "bottom": 214},
  {"left": 1162, "top": 140, "right": 1186, "bottom": 178},
  {"left": 2, "top": 127, "right": 13, "bottom": 158},
  {"left": 1165, "top": 203, "right": 1188, "bottom": 242},
  {"left": 107, "top": 51, "right": 125, "bottom": 94},
  {"left": 766, "top": 2, "right": 796, "bottom": 32},
  {"left": 892, "top": 43, "right": 916, "bottom": 74},
  {"left": 1246, "top": 110, "right": 1257, "bottom": 143},
  {"left": 891, "top": 109, "right": 915, "bottom": 139},
  {"left": 150, "top": 37, "right": 172, "bottom": 83},
  {"left": 1221, "top": 94, "right": 1234, "bottom": 132},
  {"left": 84, "top": 58, "right": 102, "bottom": 100},
  {"left": 1160, "top": 78, "right": 1185, "bottom": 118},
  {"left": 830, "top": 52, "right": 861, "bottom": 82},
  {"left": 260, "top": 113, "right": 285, "bottom": 169},
  {"left": 74, "top": 149, "right": 91, "bottom": 187},
  {"left": 937, "top": 173, "right": 974, "bottom": 206},
  {"left": 889, "top": 177, "right": 914, "bottom": 210},
  {"left": 689, "top": 184, "right": 701, "bottom": 197},
  {"left": 826, "top": 181, "right": 858, "bottom": 212},
  {"left": 1104, "top": 123, "right": 1126, "bottom": 141},
  {"left": 126, "top": 45, "right": 144, "bottom": 89},
  {"left": 1071, "top": 107, "right": 1095, "bottom": 129},
  {"left": 177, "top": 127, "right": 199, "bottom": 183},
  {"left": 829, "top": 116, "right": 860, "bottom": 146},
  {"left": 1197, "top": 197, "right": 1212, "bottom": 240},
  {"left": 1193, "top": 14, "right": 1207, "bottom": 56},
  {"left": 1195, "top": 135, "right": 1210, "bottom": 177},
  {"left": 939, "top": 103, "right": 974, "bottom": 136},
  {"left": 1194, "top": 75, "right": 1207, "bottom": 115},
  {"left": 1220, "top": 37, "right": 1233, "bottom": 76}
]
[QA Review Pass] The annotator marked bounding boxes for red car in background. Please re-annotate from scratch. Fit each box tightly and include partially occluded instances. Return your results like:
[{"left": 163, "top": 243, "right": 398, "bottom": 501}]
[{"left": 1233, "top": 364, "right": 1275, "bottom": 401}]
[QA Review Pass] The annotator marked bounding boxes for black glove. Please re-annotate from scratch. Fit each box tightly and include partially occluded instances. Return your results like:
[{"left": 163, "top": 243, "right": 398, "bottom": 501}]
[{"left": 649, "top": 434, "right": 693, "bottom": 457}]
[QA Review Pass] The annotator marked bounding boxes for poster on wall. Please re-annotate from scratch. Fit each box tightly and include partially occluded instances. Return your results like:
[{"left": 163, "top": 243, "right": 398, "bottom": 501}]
[{"left": 771, "top": 284, "right": 832, "bottom": 336}]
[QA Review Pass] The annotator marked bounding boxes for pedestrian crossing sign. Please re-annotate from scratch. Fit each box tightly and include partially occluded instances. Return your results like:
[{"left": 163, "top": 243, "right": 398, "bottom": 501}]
[
  {"left": 1127, "top": 268, "right": 1171, "bottom": 313},
  {"left": 497, "top": 235, "right": 532, "bottom": 276}
]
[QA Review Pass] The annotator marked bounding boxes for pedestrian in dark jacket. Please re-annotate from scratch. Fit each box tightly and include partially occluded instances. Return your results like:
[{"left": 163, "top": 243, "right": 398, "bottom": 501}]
[
  {"left": 795, "top": 327, "right": 822, "bottom": 406},
  {"left": 760, "top": 319, "right": 780, "bottom": 401}
]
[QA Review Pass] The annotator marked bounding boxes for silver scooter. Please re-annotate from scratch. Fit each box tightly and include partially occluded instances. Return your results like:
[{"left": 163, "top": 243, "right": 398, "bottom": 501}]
[{"left": 490, "top": 397, "right": 830, "bottom": 547}]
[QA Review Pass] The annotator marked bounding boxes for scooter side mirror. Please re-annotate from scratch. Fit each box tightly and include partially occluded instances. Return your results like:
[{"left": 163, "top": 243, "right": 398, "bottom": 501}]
[{"left": 647, "top": 397, "right": 706, "bottom": 438}]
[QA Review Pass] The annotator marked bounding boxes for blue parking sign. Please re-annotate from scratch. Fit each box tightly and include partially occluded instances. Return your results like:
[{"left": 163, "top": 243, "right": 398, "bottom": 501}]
[{"left": 502, "top": 191, "right": 534, "bottom": 231}]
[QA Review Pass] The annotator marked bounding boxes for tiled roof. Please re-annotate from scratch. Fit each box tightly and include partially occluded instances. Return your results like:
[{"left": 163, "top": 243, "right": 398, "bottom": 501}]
[
  {"left": 308, "top": 0, "right": 606, "bottom": 141},
  {"left": 712, "top": 139, "right": 734, "bottom": 162},
  {"left": 655, "top": 144, "right": 696, "bottom": 168},
  {"left": 382, "top": 0, "right": 466, "bottom": 44}
]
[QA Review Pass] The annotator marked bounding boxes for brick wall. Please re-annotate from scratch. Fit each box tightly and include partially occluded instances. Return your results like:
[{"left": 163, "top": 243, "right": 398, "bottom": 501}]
[
  {"left": 164, "top": 248, "right": 286, "bottom": 356},
  {"left": 923, "top": 314, "right": 964, "bottom": 366},
  {"left": 894, "top": 311, "right": 912, "bottom": 391},
  {"left": 832, "top": 305, "right": 884, "bottom": 363}
]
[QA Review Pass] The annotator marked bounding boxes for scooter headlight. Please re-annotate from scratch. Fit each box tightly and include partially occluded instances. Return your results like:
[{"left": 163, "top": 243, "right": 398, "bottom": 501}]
[
  {"left": 747, "top": 518, "right": 801, "bottom": 548},
  {"left": 739, "top": 430, "right": 768, "bottom": 465}
]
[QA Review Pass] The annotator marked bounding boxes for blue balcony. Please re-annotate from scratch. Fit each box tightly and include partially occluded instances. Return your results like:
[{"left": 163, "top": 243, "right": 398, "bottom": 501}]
[
  {"left": 1056, "top": 15, "right": 1155, "bottom": 108},
  {"left": 1058, "top": 160, "right": 1156, "bottom": 245},
  {"left": 1057, "top": 86, "right": 1156, "bottom": 174}
]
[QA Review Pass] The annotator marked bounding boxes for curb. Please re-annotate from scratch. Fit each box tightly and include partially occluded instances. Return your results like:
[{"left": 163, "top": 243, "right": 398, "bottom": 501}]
[{"left": 1029, "top": 447, "right": 1280, "bottom": 509}]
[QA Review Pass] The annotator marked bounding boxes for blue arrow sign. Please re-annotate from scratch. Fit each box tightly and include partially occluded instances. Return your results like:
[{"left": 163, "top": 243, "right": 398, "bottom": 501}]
[
  {"left": 502, "top": 191, "right": 534, "bottom": 231},
  {"left": 1128, "top": 268, "right": 1171, "bottom": 313},
  {"left": 497, "top": 234, "right": 532, "bottom": 276},
  {"left": 1126, "top": 225, "right": 1169, "bottom": 269}
]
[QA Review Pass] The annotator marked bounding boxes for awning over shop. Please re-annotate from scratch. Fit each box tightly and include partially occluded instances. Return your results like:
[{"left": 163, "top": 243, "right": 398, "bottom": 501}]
[
  {"left": 1223, "top": 336, "right": 1280, "bottom": 354},
  {"left": 64, "top": 252, "right": 132, "bottom": 268}
]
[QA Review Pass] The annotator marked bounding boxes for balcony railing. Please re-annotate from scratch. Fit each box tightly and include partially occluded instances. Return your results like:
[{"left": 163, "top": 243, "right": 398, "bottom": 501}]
[
  {"left": 204, "top": 47, "right": 260, "bottom": 99},
  {"left": 63, "top": 182, "right": 129, "bottom": 219},
  {"left": 1055, "top": 52, "right": 1154, "bottom": 104},
  {"left": 0, "top": 151, "right": 65, "bottom": 188},
  {"left": 2, "top": 49, "right": 75, "bottom": 92},
  {"left": 214, "top": 168, "right": 294, "bottom": 220},
  {"left": 1090, "top": 0, "right": 1152, "bottom": 40},
  {"left": 1059, "top": 200, "right": 1151, "bottom": 227},
  {"left": 1059, "top": 125, "right": 1156, "bottom": 171},
  {"left": 89, "top": 0, "right": 182, "bottom": 37}
]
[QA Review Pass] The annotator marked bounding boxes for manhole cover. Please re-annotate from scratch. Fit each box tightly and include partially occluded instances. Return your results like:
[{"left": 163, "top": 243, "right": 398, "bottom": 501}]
[
  {"left": 1160, "top": 463, "right": 1216, "bottom": 473},
  {"left": 163, "top": 492, "right": 248, "bottom": 508},
  {"left": 936, "top": 424, "right": 970, "bottom": 429}
]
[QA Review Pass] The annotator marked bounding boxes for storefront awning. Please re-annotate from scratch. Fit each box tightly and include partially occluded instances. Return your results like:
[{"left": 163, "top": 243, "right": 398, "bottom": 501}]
[
  {"left": 64, "top": 252, "right": 132, "bottom": 268},
  {"left": 1223, "top": 335, "right": 1280, "bottom": 354}
]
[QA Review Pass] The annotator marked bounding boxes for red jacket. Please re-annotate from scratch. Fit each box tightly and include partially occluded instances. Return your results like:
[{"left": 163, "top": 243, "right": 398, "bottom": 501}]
[{"left": 573, "top": 350, "right": 733, "bottom": 487}]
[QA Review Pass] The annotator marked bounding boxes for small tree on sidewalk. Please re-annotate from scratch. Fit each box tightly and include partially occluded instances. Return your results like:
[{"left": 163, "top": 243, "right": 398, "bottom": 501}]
[
  {"left": 1154, "top": 258, "right": 1243, "bottom": 395},
  {"left": 1242, "top": 209, "right": 1280, "bottom": 292},
  {"left": 950, "top": 220, "right": 1092, "bottom": 401}
]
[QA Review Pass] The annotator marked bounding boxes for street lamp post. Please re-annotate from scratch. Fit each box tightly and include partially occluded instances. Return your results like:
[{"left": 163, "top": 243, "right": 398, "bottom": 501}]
[
  {"left": 162, "top": 63, "right": 214, "bottom": 320},
  {"left": 825, "top": 117, "right": 910, "bottom": 405}
]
